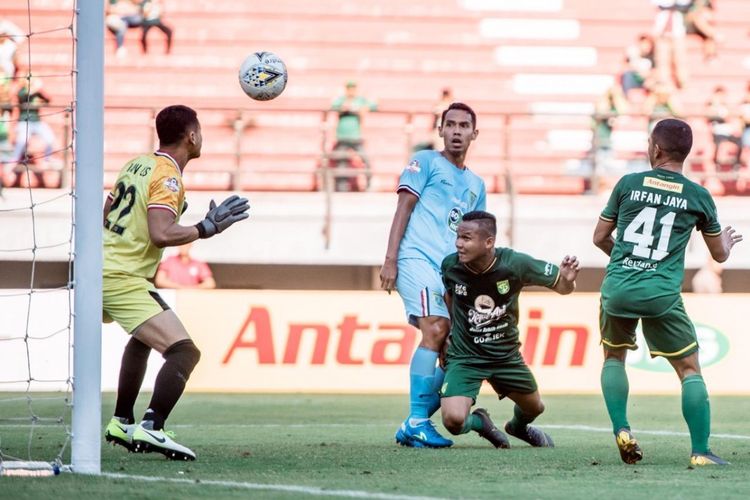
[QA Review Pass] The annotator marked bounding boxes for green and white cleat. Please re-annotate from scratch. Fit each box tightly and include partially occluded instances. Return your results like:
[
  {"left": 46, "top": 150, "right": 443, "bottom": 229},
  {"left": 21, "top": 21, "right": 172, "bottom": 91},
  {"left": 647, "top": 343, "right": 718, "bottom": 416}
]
[
  {"left": 132, "top": 422, "right": 196, "bottom": 461},
  {"left": 104, "top": 417, "right": 136, "bottom": 451}
]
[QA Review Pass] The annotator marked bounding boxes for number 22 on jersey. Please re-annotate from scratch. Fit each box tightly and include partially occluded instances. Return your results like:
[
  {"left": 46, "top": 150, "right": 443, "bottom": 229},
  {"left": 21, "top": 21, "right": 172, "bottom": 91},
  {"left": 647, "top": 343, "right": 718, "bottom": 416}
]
[{"left": 105, "top": 181, "right": 137, "bottom": 236}]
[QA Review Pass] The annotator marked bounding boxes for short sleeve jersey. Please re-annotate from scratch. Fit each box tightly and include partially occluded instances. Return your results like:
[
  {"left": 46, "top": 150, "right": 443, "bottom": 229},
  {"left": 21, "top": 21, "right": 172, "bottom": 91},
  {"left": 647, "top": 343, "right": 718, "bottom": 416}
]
[
  {"left": 442, "top": 248, "right": 559, "bottom": 361},
  {"left": 103, "top": 152, "right": 185, "bottom": 279},
  {"left": 600, "top": 168, "right": 721, "bottom": 317},
  {"left": 398, "top": 150, "right": 487, "bottom": 268}
]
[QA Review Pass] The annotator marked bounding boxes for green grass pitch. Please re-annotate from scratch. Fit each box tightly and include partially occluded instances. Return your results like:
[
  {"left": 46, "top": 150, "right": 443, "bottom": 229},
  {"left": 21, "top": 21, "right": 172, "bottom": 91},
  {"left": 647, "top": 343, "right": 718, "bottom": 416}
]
[{"left": 1, "top": 393, "right": 749, "bottom": 499}]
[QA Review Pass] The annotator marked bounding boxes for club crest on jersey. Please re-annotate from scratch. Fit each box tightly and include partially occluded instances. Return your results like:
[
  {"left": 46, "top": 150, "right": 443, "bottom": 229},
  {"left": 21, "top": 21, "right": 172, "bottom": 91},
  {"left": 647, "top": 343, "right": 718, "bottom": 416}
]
[
  {"left": 405, "top": 159, "right": 421, "bottom": 173},
  {"left": 164, "top": 177, "right": 180, "bottom": 193},
  {"left": 496, "top": 280, "right": 510, "bottom": 295},
  {"left": 448, "top": 207, "right": 463, "bottom": 232}
]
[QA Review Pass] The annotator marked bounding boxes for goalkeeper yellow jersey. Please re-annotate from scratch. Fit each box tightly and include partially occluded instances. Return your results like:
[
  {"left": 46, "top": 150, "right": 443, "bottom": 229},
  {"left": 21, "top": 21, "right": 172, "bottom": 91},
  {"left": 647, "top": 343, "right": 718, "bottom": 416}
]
[{"left": 103, "top": 152, "right": 185, "bottom": 279}]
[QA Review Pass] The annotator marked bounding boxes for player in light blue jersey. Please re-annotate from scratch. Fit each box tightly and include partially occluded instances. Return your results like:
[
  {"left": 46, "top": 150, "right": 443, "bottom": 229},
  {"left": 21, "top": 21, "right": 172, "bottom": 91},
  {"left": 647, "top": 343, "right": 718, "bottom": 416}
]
[{"left": 380, "top": 102, "right": 487, "bottom": 448}]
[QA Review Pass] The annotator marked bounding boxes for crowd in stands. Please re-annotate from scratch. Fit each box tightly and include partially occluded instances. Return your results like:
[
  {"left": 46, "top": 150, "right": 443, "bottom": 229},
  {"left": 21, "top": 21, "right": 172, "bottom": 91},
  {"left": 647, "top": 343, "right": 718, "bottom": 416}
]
[
  {"left": 592, "top": 0, "right": 749, "bottom": 194},
  {"left": 0, "top": 20, "right": 58, "bottom": 190},
  {"left": 105, "top": 0, "right": 172, "bottom": 59}
]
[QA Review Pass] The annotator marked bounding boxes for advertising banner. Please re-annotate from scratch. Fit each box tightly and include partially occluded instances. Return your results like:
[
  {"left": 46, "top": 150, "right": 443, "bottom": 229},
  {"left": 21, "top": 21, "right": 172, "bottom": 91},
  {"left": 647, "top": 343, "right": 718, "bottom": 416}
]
[
  {"left": 1, "top": 290, "right": 746, "bottom": 394},
  {"left": 178, "top": 291, "right": 749, "bottom": 395}
]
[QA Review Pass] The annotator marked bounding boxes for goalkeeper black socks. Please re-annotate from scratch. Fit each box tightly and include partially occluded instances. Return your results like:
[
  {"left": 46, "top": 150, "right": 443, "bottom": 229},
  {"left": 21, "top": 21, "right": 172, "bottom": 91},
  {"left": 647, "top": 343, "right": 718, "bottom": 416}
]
[
  {"left": 114, "top": 336, "right": 151, "bottom": 424},
  {"left": 144, "top": 339, "right": 201, "bottom": 430}
]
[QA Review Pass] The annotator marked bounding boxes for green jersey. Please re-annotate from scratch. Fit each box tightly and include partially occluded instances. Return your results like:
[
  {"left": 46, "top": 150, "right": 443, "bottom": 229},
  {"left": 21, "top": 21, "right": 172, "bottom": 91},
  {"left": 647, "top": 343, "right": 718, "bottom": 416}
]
[
  {"left": 600, "top": 168, "right": 721, "bottom": 318},
  {"left": 441, "top": 248, "right": 560, "bottom": 362}
]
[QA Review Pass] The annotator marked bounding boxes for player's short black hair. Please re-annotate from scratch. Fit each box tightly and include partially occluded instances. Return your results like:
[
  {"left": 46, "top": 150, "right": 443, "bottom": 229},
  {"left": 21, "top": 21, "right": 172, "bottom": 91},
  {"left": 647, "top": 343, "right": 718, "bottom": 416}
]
[
  {"left": 441, "top": 102, "right": 477, "bottom": 129},
  {"left": 461, "top": 210, "right": 496, "bottom": 237},
  {"left": 155, "top": 105, "right": 199, "bottom": 146},
  {"left": 651, "top": 118, "right": 692, "bottom": 162}
]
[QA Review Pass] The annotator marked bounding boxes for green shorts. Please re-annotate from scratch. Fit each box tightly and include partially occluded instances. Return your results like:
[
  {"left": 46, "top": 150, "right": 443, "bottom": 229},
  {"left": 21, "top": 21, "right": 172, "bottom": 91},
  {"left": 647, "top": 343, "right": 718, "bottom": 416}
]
[
  {"left": 103, "top": 273, "right": 170, "bottom": 334},
  {"left": 599, "top": 299, "right": 698, "bottom": 359},
  {"left": 441, "top": 353, "right": 538, "bottom": 401}
]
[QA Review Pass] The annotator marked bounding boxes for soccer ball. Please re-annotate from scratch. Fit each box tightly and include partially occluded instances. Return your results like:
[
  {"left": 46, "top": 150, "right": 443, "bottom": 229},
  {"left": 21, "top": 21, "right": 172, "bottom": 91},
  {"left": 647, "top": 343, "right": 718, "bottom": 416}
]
[{"left": 238, "top": 52, "right": 288, "bottom": 101}]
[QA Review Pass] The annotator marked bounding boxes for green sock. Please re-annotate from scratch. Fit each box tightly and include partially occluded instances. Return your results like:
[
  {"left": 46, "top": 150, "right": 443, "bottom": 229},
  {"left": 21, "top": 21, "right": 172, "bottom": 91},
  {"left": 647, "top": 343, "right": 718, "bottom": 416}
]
[
  {"left": 601, "top": 358, "right": 630, "bottom": 434},
  {"left": 508, "top": 404, "right": 534, "bottom": 433},
  {"left": 682, "top": 374, "right": 711, "bottom": 454},
  {"left": 460, "top": 413, "right": 483, "bottom": 435}
]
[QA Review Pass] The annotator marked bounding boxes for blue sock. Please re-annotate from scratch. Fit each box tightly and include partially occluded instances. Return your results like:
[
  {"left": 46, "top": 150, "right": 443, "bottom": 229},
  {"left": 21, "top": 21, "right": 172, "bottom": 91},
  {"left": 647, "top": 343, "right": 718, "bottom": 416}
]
[
  {"left": 426, "top": 366, "right": 445, "bottom": 417},
  {"left": 408, "top": 347, "right": 439, "bottom": 419}
]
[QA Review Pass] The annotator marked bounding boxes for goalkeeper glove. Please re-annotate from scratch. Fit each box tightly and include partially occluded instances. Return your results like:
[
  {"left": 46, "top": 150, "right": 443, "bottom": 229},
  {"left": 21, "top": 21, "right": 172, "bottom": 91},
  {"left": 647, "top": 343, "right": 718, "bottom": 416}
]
[{"left": 195, "top": 195, "right": 250, "bottom": 238}]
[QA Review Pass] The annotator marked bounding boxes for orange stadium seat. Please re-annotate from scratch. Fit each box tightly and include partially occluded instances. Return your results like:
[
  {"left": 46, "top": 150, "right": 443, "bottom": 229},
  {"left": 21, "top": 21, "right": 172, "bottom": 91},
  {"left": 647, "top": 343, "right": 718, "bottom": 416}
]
[{"left": 5, "top": 0, "right": 748, "bottom": 194}]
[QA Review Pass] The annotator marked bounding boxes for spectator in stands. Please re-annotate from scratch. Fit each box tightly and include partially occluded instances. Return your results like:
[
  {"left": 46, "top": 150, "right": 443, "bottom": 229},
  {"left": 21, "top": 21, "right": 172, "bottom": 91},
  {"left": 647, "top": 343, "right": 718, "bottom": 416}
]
[
  {"left": 621, "top": 35, "right": 655, "bottom": 99},
  {"left": 684, "top": 0, "right": 719, "bottom": 62},
  {"left": 155, "top": 242, "right": 216, "bottom": 289},
  {"left": 691, "top": 257, "right": 723, "bottom": 293},
  {"left": 329, "top": 80, "right": 377, "bottom": 191},
  {"left": 706, "top": 86, "right": 742, "bottom": 169},
  {"left": 106, "top": 0, "right": 143, "bottom": 59},
  {"left": 739, "top": 83, "right": 750, "bottom": 162},
  {"left": 140, "top": 0, "right": 173, "bottom": 55},
  {"left": 644, "top": 81, "right": 683, "bottom": 132},
  {"left": 413, "top": 87, "right": 454, "bottom": 152},
  {"left": 652, "top": 0, "right": 691, "bottom": 88},
  {"left": 592, "top": 83, "right": 629, "bottom": 153},
  {"left": 0, "top": 21, "right": 24, "bottom": 169},
  {"left": 10, "top": 77, "right": 56, "bottom": 188}
]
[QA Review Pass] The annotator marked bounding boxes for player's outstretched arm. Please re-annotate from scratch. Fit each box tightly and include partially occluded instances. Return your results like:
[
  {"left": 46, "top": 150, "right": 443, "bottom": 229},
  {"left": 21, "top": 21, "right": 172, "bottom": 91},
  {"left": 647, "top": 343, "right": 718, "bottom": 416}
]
[
  {"left": 552, "top": 255, "right": 580, "bottom": 295},
  {"left": 195, "top": 195, "right": 250, "bottom": 239},
  {"left": 379, "top": 190, "right": 418, "bottom": 293},
  {"left": 703, "top": 225, "right": 743, "bottom": 263}
]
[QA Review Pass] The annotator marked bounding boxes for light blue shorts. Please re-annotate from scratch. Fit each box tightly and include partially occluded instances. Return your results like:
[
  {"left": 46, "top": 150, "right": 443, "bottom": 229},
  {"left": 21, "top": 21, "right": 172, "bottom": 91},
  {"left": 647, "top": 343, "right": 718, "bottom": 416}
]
[{"left": 396, "top": 258, "right": 449, "bottom": 327}]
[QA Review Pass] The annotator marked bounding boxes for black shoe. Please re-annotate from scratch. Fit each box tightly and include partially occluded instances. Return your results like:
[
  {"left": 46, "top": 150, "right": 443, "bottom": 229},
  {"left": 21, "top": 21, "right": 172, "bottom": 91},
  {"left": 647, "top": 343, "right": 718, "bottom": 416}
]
[
  {"left": 505, "top": 421, "right": 554, "bottom": 448},
  {"left": 472, "top": 408, "right": 510, "bottom": 449}
]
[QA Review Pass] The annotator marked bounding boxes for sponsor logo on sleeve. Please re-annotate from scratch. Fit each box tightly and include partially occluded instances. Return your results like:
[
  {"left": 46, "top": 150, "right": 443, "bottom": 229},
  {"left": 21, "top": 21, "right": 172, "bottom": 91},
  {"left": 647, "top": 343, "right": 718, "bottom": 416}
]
[
  {"left": 544, "top": 263, "right": 553, "bottom": 276},
  {"left": 405, "top": 159, "right": 421, "bottom": 173},
  {"left": 164, "top": 177, "right": 180, "bottom": 193}
]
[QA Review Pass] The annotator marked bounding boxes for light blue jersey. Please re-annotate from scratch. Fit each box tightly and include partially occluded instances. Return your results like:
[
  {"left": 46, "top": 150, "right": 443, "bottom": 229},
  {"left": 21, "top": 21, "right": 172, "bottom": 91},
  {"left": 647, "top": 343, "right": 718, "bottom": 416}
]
[{"left": 398, "top": 149, "right": 487, "bottom": 268}]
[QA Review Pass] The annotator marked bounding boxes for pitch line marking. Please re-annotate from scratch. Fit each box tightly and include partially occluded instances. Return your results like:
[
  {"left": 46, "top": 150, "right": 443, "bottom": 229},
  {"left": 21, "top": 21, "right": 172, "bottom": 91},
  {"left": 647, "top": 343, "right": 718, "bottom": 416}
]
[
  {"left": 101, "top": 473, "right": 444, "bottom": 500},
  {"left": 542, "top": 424, "right": 750, "bottom": 440}
]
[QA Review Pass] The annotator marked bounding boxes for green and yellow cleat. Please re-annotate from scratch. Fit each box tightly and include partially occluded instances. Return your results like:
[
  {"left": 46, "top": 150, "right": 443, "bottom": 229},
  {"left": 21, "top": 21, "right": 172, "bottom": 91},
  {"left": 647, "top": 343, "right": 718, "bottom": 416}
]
[
  {"left": 690, "top": 452, "right": 729, "bottom": 466},
  {"left": 615, "top": 428, "right": 643, "bottom": 464},
  {"left": 104, "top": 417, "right": 136, "bottom": 452}
]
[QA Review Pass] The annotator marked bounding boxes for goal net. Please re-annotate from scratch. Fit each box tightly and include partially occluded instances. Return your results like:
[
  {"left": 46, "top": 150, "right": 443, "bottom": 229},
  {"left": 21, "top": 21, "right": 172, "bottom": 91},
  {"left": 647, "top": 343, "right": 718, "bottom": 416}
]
[{"left": 0, "top": 0, "right": 103, "bottom": 476}]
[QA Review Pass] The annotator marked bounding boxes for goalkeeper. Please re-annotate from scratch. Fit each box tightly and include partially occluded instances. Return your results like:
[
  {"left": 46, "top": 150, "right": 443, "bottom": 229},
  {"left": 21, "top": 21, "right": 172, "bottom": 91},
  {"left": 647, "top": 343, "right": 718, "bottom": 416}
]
[{"left": 102, "top": 105, "right": 249, "bottom": 461}]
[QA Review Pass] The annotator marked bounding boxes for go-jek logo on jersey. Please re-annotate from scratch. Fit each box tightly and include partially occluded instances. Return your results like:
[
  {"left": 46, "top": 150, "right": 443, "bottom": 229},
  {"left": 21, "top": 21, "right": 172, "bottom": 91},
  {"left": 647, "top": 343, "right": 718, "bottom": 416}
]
[
  {"left": 627, "top": 324, "right": 729, "bottom": 372},
  {"left": 448, "top": 207, "right": 463, "bottom": 232}
]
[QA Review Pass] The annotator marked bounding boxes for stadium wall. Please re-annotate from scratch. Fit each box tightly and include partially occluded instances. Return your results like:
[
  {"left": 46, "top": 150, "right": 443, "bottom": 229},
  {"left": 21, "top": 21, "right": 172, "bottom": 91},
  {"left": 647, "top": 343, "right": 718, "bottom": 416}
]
[
  {"left": 1, "top": 290, "right": 747, "bottom": 395},
  {"left": 3, "top": 190, "right": 750, "bottom": 268}
]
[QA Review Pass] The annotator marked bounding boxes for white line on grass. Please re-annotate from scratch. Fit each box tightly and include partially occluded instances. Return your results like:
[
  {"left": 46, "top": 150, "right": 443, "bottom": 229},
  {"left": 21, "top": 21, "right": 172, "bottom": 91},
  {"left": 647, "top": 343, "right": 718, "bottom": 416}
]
[
  {"left": 543, "top": 424, "right": 750, "bottom": 440},
  {"left": 101, "top": 473, "right": 444, "bottom": 500},
  {"left": 3, "top": 422, "right": 750, "bottom": 440}
]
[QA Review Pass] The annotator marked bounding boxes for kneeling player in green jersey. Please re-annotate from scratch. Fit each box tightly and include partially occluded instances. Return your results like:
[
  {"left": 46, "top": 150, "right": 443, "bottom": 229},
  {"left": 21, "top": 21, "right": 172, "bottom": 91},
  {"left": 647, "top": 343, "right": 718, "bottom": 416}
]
[
  {"left": 594, "top": 118, "right": 743, "bottom": 466},
  {"left": 439, "top": 211, "right": 580, "bottom": 448}
]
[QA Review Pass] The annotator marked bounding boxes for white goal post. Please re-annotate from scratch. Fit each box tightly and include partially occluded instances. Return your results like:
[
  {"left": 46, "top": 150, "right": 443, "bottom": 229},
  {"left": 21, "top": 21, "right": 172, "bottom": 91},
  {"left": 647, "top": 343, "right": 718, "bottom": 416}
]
[{"left": 71, "top": 0, "right": 104, "bottom": 475}]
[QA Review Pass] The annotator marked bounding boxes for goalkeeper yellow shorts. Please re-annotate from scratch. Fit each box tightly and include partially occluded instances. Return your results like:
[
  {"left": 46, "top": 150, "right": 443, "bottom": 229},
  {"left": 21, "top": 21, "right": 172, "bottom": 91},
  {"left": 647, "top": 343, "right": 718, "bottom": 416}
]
[{"left": 103, "top": 273, "right": 170, "bottom": 334}]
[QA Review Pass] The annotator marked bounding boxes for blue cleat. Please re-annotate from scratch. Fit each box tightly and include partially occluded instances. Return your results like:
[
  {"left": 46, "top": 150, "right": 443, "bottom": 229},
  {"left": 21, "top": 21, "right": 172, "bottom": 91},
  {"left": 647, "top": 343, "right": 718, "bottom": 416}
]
[{"left": 395, "top": 419, "right": 453, "bottom": 448}]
